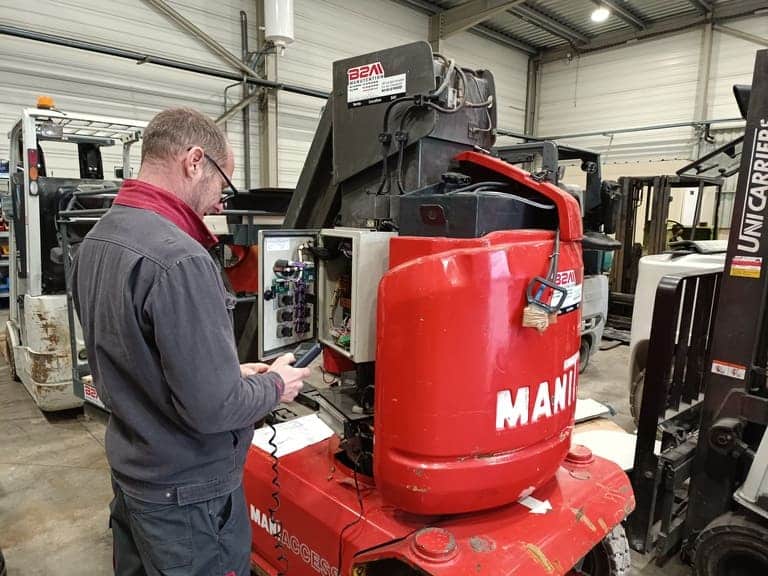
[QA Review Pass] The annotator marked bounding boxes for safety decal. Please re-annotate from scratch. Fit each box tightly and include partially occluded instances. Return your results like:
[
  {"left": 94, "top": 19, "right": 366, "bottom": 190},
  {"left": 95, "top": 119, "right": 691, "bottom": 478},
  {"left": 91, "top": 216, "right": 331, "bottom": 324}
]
[
  {"left": 552, "top": 269, "right": 582, "bottom": 315},
  {"left": 730, "top": 256, "right": 762, "bottom": 279},
  {"left": 347, "top": 61, "right": 406, "bottom": 108},
  {"left": 711, "top": 359, "right": 747, "bottom": 380}
]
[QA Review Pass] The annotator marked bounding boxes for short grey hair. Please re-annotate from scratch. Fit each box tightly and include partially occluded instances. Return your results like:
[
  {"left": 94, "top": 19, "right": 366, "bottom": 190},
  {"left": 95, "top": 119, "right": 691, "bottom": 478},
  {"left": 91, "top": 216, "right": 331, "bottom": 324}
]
[{"left": 141, "top": 108, "right": 229, "bottom": 166}]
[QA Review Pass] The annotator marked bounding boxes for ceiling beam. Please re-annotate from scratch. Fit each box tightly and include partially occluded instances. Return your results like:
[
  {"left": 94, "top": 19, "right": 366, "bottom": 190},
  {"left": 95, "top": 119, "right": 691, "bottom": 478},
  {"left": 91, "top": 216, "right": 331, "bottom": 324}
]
[
  {"left": 469, "top": 24, "right": 539, "bottom": 54},
  {"left": 688, "top": 0, "right": 713, "bottom": 14},
  {"left": 540, "top": 0, "right": 766, "bottom": 62},
  {"left": 714, "top": 23, "right": 768, "bottom": 47},
  {"left": 438, "top": 0, "right": 527, "bottom": 37},
  {"left": 593, "top": 0, "right": 646, "bottom": 30},
  {"left": 509, "top": 4, "right": 590, "bottom": 44},
  {"left": 392, "top": 0, "right": 538, "bottom": 54}
]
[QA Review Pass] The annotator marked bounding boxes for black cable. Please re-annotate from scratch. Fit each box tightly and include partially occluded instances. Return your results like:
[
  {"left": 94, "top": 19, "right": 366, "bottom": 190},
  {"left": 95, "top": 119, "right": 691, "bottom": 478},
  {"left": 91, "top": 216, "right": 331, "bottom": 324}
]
[
  {"left": 267, "top": 421, "right": 288, "bottom": 576},
  {"left": 336, "top": 454, "right": 365, "bottom": 574}
]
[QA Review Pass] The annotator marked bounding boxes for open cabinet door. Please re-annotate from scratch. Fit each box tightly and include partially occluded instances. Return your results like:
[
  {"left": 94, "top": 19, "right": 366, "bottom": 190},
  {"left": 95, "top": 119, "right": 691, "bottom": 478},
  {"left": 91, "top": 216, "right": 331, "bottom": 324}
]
[{"left": 257, "top": 229, "right": 320, "bottom": 360}]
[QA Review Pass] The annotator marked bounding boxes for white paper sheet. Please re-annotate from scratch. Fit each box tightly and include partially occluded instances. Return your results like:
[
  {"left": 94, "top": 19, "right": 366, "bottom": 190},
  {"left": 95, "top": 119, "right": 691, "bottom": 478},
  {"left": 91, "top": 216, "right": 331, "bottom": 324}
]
[
  {"left": 251, "top": 414, "right": 335, "bottom": 458},
  {"left": 572, "top": 430, "right": 661, "bottom": 471},
  {"left": 574, "top": 398, "right": 612, "bottom": 423}
]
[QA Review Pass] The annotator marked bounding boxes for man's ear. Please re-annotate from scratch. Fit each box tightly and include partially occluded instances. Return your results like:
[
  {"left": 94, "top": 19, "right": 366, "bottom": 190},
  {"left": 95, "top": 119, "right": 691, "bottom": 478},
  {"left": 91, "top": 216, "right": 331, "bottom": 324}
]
[{"left": 182, "top": 146, "right": 205, "bottom": 179}]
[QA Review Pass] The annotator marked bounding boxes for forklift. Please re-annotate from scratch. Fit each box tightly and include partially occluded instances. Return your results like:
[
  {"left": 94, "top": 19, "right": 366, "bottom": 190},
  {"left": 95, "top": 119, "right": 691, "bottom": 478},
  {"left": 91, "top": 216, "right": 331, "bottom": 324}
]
[
  {"left": 3, "top": 100, "right": 144, "bottom": 411},
  {"left": 495, "top": 141, "right": 621, "bottom": 372},
  {"left": 627, "top": 49, "right": 768, "bottom": 574}
]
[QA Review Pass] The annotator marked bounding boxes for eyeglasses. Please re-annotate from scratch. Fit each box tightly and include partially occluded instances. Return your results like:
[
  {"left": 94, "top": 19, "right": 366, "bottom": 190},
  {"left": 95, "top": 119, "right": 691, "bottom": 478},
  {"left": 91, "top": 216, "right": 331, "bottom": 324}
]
[{"left": 202, "top": 151, "right": 239, "bottom": 204}]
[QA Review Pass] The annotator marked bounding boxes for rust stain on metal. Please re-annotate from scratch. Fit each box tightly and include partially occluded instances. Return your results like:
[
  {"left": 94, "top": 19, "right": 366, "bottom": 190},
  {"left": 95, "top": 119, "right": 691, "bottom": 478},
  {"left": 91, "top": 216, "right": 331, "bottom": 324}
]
[
  {"left": 598, "top": 517, "right": 609, "bottom": 532},
  {"left": 571, "top": 507, "right": 597, "bottom": 532},
  {"left": 30, "top": 354, "right": 55, "bottom": 382},
  {"left": 406, "top": 484, "right": 429, "bottom": 493},
  {"left": 523, "top": 543, "right": 555, "bottom": 574},
  {"left": 469, "top": 536, "right": 496, "bottom": 553}
]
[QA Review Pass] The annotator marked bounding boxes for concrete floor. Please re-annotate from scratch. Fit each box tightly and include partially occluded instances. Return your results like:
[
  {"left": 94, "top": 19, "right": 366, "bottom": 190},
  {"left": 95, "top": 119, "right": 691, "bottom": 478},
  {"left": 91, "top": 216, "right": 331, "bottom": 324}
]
[{"left": 0, "top": 342, "right": 690, "bottom": 575}]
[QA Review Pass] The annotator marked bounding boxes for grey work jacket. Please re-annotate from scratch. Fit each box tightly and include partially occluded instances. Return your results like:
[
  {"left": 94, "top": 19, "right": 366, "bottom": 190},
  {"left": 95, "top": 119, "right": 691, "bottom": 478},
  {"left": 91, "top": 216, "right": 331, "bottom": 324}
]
[{"left": 73, "top": 204, "right": 283, "bottom": 504}]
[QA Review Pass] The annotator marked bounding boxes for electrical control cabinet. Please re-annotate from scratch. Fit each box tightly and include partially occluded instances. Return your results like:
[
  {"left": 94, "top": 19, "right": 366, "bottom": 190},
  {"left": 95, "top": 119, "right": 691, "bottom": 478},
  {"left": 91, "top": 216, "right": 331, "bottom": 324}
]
[
  {"left": 317, "top": 228, "right": 394, "bottom": 362},
  {"left": 257, "top": 228, "right": 394, "bottom": 362}
]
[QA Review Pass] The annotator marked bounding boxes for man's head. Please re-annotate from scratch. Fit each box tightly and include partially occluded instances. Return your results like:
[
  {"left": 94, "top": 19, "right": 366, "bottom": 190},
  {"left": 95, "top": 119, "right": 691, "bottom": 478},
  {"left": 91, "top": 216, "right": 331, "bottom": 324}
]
[{"left": 139, "top": 108, "right": 233, "bottom": 216}]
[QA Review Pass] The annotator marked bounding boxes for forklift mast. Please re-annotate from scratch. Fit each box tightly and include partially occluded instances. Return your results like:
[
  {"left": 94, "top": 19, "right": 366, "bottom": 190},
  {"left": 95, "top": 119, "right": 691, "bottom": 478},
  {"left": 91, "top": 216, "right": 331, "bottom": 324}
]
[{"left": 685, "top": 49, "right": 768, "bottom": 537}]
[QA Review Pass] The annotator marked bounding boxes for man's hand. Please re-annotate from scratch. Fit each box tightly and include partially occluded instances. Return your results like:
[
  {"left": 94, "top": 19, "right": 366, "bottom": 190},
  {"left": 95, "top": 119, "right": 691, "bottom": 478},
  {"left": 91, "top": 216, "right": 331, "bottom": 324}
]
[
  {"left": 268, "top": 353, "right": 311, "bottom": 403},
  {"left": 240, "top": 363, "right": 270, "bottom": 377}
]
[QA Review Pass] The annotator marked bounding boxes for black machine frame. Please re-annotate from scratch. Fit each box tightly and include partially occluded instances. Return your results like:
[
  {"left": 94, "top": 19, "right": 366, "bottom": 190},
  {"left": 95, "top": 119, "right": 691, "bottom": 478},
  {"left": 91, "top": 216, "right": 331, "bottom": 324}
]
[{"left": 628, "top": 49, "right": 768, "bottom": 569}]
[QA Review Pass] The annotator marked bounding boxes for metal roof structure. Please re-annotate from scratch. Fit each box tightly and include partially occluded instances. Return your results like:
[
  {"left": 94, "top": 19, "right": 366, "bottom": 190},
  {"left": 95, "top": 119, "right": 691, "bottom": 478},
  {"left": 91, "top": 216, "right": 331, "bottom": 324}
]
[{"left": 394, "top": 0, "right": 768, "bottom": 57}]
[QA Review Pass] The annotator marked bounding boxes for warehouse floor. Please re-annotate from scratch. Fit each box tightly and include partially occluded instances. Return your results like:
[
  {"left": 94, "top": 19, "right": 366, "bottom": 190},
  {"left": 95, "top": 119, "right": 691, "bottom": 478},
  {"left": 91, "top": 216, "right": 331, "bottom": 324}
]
[{"left": 0, "top": 344, "right": 690, "bottom": 576}]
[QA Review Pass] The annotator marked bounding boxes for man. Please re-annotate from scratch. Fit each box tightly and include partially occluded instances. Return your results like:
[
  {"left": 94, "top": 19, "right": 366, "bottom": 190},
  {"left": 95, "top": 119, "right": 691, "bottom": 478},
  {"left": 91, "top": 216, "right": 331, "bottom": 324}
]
[{"left": 73, "top": 108, "right": 309, "bottom": 576}]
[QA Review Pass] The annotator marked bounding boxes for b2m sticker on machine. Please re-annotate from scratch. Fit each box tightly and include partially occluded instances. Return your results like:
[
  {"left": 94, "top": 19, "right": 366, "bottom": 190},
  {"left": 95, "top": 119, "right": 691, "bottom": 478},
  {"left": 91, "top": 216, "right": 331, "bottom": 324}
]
[
  {"left": 347, "top": 61, "right": 406, "bottom": 108},
  {"left": 550, "top": 269, "right": 582, "bottom": 315}
]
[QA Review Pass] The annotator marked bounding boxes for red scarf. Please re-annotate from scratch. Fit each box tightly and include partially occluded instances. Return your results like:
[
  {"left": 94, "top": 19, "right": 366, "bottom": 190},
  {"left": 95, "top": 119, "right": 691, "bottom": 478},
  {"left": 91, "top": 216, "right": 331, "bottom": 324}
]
[{"left": 114, "top": 179, "right": 218, "bottom": 249}]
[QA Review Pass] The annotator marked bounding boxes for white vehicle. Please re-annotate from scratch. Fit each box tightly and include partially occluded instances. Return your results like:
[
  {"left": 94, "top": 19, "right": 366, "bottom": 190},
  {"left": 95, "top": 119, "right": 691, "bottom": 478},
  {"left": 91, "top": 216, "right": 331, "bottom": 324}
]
[
  {"left": 4, "top": 100, "right": 145, "bottom": 411},
  {"left": 627, "top": 240, "right": 726, "bottom": 422}
]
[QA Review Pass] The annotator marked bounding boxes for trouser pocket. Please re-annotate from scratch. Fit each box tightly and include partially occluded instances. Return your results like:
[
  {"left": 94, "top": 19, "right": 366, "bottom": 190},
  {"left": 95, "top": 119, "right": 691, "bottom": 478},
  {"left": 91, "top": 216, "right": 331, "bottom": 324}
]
[{"left": 124, "top": 497, "right": 193, "bottom": 572}]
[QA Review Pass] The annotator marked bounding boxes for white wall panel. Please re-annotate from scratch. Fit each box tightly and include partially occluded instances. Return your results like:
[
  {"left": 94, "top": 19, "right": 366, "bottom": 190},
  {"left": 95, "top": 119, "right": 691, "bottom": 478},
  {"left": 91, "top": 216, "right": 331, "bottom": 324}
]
[
  {"left": 537, "top": 16, "right": 768, "bottom": 166},
  {"left": 537, "top": 30, "right": 702, "bottom": 163},
  {"left": 709, "top": 16, "right": 768, "bottom": 120},
  {"left": 0, "top": 0, "right": 261, "bottom": 186}
]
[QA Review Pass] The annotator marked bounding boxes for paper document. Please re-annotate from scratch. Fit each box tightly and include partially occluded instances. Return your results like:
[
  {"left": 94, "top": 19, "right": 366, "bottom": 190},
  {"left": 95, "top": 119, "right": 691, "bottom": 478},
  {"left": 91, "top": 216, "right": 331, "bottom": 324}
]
[
  {"left": 574, "top": 398, "right": 612, "bottom": 423},
  {"left": 251, "top": 414, "right": 335, "bottom": 458}
]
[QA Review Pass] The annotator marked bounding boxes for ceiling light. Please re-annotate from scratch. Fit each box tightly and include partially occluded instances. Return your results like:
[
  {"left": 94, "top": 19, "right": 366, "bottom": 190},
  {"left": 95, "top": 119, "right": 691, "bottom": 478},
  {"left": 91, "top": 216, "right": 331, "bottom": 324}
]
[{"left": 591, "top": 7, "right": 611, "bottom": 22}]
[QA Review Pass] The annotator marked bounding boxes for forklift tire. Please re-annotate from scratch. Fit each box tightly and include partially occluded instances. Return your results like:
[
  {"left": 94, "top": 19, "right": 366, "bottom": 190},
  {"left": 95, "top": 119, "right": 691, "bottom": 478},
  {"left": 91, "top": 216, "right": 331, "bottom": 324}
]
[
  {"left": 4, "top": 326, "right": 18, "bottom": 382},
  {"left": 571, "top": 525, "right": 631, "bottom": 576},
  {"left": 630, "top": 369, "right": 644, "bottom": 427},
  {"left": 693, "top": 511, "right": 768, "bottom": 576},
  {"left": 579, "top": 337, "right": 591, "bottom": 374}
]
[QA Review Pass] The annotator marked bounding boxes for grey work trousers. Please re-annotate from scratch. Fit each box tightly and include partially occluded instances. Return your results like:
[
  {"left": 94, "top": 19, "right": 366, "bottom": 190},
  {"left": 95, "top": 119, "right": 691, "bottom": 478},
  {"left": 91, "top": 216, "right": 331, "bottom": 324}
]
[{"left": 109, "top": 479, "right": 251, "bottom": 576}]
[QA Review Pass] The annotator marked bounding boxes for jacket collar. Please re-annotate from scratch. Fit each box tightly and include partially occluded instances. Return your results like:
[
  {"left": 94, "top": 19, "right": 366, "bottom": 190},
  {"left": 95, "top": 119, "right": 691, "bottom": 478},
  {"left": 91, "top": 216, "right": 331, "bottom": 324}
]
[{"left": 114, "top": 179, "right": 218, "bottom": 249}]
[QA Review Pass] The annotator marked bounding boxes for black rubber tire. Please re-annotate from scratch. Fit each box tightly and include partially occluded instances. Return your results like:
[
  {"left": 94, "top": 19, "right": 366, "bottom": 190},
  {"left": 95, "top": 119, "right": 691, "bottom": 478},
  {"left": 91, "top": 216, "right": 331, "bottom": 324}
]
[
  {"left": 579, "top": 337, "right": 591, "bottom": 374},
  {"left": 630, "top": 369, "right": 644, "bottom": 427},
  {"left": 4, "top": 325, "right": 18, "bottom": 382},
  {"left": 694, "top": 512, "right": 768, "bottom": 576},
  {"left": 572, "top": 525, "right": 631, "bottom": 576},
  {"left": 0, "top": 546, "right": 6, "bottom": 576}
]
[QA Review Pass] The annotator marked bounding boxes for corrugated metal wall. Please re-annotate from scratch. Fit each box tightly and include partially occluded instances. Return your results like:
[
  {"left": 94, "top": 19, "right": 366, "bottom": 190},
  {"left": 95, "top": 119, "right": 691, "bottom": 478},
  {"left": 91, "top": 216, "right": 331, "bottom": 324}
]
[
  {"left": 0, "top": 0, "right": 262, "bottom": 185},
  {"left": 0, "top": 0, "right": 530, "bottom": 189},
  {"left": 536, "top": 16, "right": 767, "bottom": 165}
]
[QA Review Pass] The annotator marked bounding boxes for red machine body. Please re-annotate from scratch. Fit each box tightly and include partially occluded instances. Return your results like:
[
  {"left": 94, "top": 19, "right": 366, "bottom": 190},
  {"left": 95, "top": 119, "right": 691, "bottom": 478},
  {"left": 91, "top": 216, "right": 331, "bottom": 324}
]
[
  {"left": 376, "top": 153, "right": 584, "bottom": 515},
  {"left": 244, "top": 152, "right": 633, "bottom": 575},
  {"left": 244, "top": 438, "right": 634, "bottom": 575}
]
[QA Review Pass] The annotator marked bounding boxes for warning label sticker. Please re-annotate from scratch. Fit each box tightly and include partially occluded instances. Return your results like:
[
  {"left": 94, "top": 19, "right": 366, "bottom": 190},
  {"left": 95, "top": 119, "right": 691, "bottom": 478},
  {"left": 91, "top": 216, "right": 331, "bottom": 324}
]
[
  {"left": 711, "top": 360, "right": 747, "bottom": 381},
  {"left": 347, "top": 61, "right": 406, "bottom": 108},
  {"left": 552, "top": 269, "right": 582, "bottom": 315},
  {"left": 83, "top": 382, "right": 105, "bottom": 409},
  {"left": 730, "top": 256, "right": 762, "bottom": 279}
]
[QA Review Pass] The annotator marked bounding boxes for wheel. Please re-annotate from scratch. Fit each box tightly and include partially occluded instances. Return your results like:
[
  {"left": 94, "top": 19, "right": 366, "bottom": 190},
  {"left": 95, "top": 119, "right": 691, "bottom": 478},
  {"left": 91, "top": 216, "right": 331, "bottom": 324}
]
[
  {"left": 630, "top": 369, "right": 644, "bottom": 427},
  {"left": 579, "top": 337, "right": 591, "bottom": 374},
  {"left": 4, "top": 325, "right": 18, "bottom": 382},
  {"left": 694, "top": 512, "right": 768, "bottom": 576},
  {"left": 570, "top": 525, "right": 631, "bottom": 576}
]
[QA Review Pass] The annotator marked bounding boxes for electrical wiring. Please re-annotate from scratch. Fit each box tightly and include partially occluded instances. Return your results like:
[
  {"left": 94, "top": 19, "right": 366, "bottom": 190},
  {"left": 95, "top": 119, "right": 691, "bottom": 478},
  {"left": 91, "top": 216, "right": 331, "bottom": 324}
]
[{"left": 266, "top": 420, "right": 288, "bottom": 576}]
